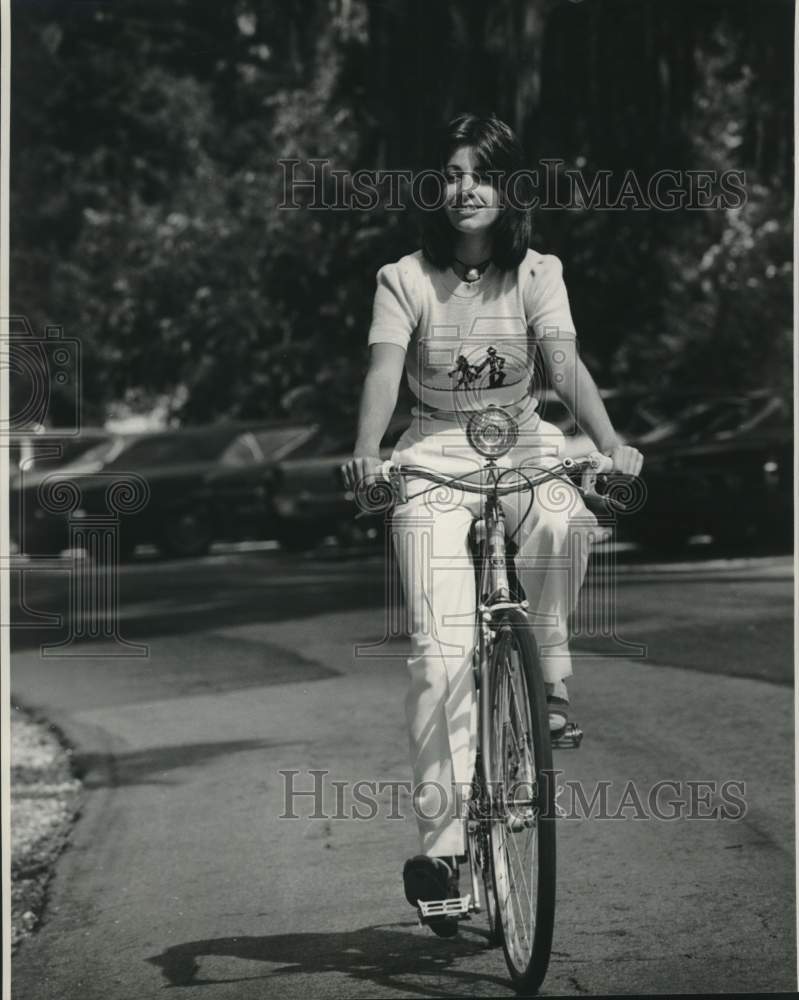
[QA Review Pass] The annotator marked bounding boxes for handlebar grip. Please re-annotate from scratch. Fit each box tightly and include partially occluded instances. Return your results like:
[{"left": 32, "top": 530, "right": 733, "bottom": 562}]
[
  {"left": 583, "top": 490, "right": 629, "bottom": 516},
  {"left": 587, "top": 450, "right": 614, "bottom": 474}
]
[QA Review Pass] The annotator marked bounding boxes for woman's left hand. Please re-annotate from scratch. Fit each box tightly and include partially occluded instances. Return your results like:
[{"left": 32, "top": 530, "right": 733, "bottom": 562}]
[{"left": 606, "top": 443, "right": 644, "bottom": 477}]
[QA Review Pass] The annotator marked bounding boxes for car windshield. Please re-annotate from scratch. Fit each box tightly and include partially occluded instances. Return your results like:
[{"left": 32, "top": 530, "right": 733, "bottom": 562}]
[
  {"left": 59, "top": 436, "right": 126, "bottom": 469},
  {"left": 727, "top": 395, "right": 790, "bottom": 436},
  {"left": 107, "top": 433, "right": 228, "bottom": 466},
  {"left": 218, "top": 426, "right": 316, "bottom": 468},
  {"left": 288, "top": 429, "right": 354, "bottom": 459},
  {"left": 251, "top": 426, "right": 316, "bottom": 460},
  {"left": 636, "top": 396, "right": 783, "bottom": 445},
  {"left": 535, "top": 390, "right": 684, "bottom": 442},
  {"left": 286, "top": 419, "right": 408, "bottom": 460}
]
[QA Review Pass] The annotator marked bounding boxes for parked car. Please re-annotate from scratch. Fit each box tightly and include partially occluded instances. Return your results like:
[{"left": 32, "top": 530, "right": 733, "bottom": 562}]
[
  {"left": 10, "top": 432, "right": 137, "bottom": 554},
  {"left": 533, "top": 388, "right": 658, "bottom": 457},
  {"left": 11, "top": 421, "right": 313, "bottom": 559},
  {"left": 624, "top": 390, "right": 792, "bottom": 551},
  {"left": 268, "top": 387, "right": 668, "bottom": 553},
  {"left": 9, "top": 427, "right": 113, "bottom": 483},
  {"left": 190, "top": 423, "right": 318, "bottom": 545},
  {"left": 270, "top": 415, "right": 412, "bottom": 551}
]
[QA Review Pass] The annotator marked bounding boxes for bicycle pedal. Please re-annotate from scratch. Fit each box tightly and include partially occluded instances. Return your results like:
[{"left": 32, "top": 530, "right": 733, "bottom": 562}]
[
  {"left": 417, "top": 894, "right": 472, "bottom": 921},
  {"left": 551, "top": 721, "right": 583, "bottom": 749}
]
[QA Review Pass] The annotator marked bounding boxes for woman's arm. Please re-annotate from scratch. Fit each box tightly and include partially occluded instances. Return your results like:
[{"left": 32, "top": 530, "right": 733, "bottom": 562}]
[
  {"left": 560, "top": 354, "right": 619, "bottom": 452},
  {"left": 342, "top": 342, "right": 406, "bottom": 491},
  {"left": 354, "top": 343, "right": 405, "bottom": 454},
  {"left": 526, "top": 254, "right": 642, "bottom": 475},
  {"left": 539, "top": 339, "right": 643, "bottom": 476}
]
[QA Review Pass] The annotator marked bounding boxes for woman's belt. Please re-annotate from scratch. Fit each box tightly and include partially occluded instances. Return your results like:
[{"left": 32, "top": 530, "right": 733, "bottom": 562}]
[{"left": 410, "top": 394, "right": 541, "bottom": 425}]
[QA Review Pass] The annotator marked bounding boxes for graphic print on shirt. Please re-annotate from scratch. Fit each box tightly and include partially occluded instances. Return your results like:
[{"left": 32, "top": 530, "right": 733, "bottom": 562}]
[
  {"left": 448, "top": 355, "right": 479, "bottom": 389},
  {"left": 448, "top": 346, "right": 508, "bottom": 390},
  {"left": 405, "top": 313, "right": 536, "bottom": 411},
  {"left": 406, "top": 316, "right": 537, "bottom": 412},
  {"left": 473, "top": 346, "right": 506, "bottom": 388}
]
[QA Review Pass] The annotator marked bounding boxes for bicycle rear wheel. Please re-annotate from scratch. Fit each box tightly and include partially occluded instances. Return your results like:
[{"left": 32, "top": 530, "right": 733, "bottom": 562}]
[{"left": 486, "top": 608, "right": 556, "bottom": 995}]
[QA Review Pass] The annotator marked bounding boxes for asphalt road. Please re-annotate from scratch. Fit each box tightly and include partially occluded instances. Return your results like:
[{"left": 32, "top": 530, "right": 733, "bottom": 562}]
[{"left": 8, "top": 544, "right": 796, "bottom": 998}]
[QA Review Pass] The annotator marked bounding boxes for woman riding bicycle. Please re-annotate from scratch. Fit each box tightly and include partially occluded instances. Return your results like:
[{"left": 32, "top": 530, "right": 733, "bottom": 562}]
[{"left": 342, "top": 113, "right": 643, "bottom": 936}]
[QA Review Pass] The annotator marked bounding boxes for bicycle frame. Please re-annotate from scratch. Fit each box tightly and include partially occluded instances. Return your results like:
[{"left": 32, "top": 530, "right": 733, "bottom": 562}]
[
  {"left": 380, "top": 449, "right": 613, "bottom": 921},
  {"left": 353, "top": 423, "right": 627, "bottom": 994},
  {"left": 472, "top": 462, "right": 528, "bottom": 857}
]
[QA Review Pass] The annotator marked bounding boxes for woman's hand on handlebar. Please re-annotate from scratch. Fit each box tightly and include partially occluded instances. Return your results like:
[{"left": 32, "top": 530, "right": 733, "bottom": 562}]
[
  {"left": 605, "top": 443, "right": 644, "bottom": 477},
  {"left": 341, "top": 454, "right": 385, "bottom": 493}
]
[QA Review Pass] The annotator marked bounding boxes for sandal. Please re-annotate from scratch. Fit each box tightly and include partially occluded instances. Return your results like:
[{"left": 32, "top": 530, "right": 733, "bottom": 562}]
[
  {"left": 547, "top": 695, "right": 569, "bottom": 733},
  {"left": 545, "top": 681, "right": 570, "bottom": 734}
]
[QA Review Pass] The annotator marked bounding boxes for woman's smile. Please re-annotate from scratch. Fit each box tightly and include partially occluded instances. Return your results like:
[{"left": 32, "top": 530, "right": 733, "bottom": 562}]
[{"left": 443, "top": 145, "right": 501, "bottom": 235}]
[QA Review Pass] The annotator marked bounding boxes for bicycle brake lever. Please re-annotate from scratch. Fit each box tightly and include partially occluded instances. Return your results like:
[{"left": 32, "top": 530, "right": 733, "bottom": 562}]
[
  {"left": 580, "top": 451, "right": 614, "bottom": 501},
  {"left": 353, "top": 463, "right": 405, "bottom": 520},
  {"left": 378, "top": 461, "right": 407, "bottom": 505}
]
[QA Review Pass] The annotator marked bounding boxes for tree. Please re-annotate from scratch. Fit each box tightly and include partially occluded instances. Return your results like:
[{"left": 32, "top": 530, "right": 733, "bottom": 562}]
[{"left": 10, "top": 0, "right": 793, "bottom": 426}]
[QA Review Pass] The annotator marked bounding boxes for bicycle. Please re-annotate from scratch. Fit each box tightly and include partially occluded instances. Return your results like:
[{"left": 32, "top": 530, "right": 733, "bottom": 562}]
[{"left": 357, "top": 404, "right": 628, "bottom": 996}]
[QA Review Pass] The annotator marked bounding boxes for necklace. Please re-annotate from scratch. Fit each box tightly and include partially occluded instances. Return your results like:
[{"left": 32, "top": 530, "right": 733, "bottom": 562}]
[{"left": 453, "top": 256, "right": 492, "bottom": 283}]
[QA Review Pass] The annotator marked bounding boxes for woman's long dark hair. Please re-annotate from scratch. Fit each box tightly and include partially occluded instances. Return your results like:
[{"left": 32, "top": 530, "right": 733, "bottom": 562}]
[{"left": 418, "top": 113, "right": 532, "bottom": 271}]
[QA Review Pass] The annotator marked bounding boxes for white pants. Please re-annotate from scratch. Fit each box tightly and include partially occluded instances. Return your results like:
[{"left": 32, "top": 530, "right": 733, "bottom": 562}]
[{"left": 389, "top": 402, "right": 602, "bottom": 856}]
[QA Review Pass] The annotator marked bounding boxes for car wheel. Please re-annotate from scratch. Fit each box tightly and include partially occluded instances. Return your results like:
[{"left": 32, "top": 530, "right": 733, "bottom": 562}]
[{"left": 160, "top": 506, "right": 214, "bottom": 559}]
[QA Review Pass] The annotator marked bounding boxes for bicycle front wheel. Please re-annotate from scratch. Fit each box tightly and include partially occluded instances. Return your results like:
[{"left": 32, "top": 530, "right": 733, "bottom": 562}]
[{"left": 486, "top": 608, "right": 556, "bottom": 995}]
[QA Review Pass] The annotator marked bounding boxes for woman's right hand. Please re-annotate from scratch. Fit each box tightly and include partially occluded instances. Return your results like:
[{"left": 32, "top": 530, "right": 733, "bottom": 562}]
[{"left": 341, "top": 454, "right": 385, "bottom": 494}]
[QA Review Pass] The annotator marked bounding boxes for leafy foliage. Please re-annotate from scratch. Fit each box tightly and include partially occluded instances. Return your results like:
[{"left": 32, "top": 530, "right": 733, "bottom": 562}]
[{"left": 10, "top": 0, "right": 793, "bottom": 427}]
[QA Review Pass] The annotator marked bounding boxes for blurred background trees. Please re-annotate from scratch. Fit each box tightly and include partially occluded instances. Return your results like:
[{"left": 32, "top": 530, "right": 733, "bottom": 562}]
[{"left": 10, "top": 0, "right": 793, "bottom": 426}]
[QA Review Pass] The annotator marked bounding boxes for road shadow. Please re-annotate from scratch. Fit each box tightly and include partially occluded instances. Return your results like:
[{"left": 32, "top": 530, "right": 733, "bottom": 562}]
[
  {"left": 9, "top": 550, "right": 390, "bottom": 652},
  {"left": 146, "top": 923, "right": 511, "bottom": 996},
  {"left": 72, "top": 737, "right": 303, "bottom": 789},
  {"left": 10, "top": 541, "right": 791, "bottom": 655}
]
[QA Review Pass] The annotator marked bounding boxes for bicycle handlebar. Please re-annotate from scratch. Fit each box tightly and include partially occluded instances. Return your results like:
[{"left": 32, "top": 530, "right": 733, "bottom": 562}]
[
  {"left": 372, "top": 450, "right": 631, "bottom": 513},
  {"left": 380, "top": 450, "right": 613, "bottom": 493}
]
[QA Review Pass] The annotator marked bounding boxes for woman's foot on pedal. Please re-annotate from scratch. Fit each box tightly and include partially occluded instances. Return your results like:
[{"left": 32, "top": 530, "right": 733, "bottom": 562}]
[
  {"left": 403, "top": 855, "right": 461, "bottom": 938},
  {"left": 545, "top": 680, "right": 569, "bottom": 734}
]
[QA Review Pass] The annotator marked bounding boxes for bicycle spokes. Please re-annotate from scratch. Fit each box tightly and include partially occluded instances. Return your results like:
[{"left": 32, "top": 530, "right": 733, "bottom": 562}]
[
  {"left": 498, "top": 660, "right": 539, "bottom": 965},
  {"left": 487, "top": 618, "right": 556, "bottom": 988}
]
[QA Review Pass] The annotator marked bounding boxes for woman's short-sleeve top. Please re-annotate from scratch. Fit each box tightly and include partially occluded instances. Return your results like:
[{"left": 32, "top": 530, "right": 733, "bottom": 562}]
[{"left": 367, "top": 248, "right": 576, "bottom": 411}]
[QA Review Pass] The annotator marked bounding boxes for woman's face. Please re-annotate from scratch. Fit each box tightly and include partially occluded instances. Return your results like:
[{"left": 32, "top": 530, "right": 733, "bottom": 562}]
[{"left": 443, "top": 145, "right": 502, "bottom": 235}]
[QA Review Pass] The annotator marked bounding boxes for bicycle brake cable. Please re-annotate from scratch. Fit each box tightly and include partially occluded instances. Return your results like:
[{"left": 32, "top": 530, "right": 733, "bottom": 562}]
[
  {"left": 495, "top": 467, "right": 537, "bottom": 546},
  {"left": 402, "top": 464, "right": 499, "bottom": 504}
]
